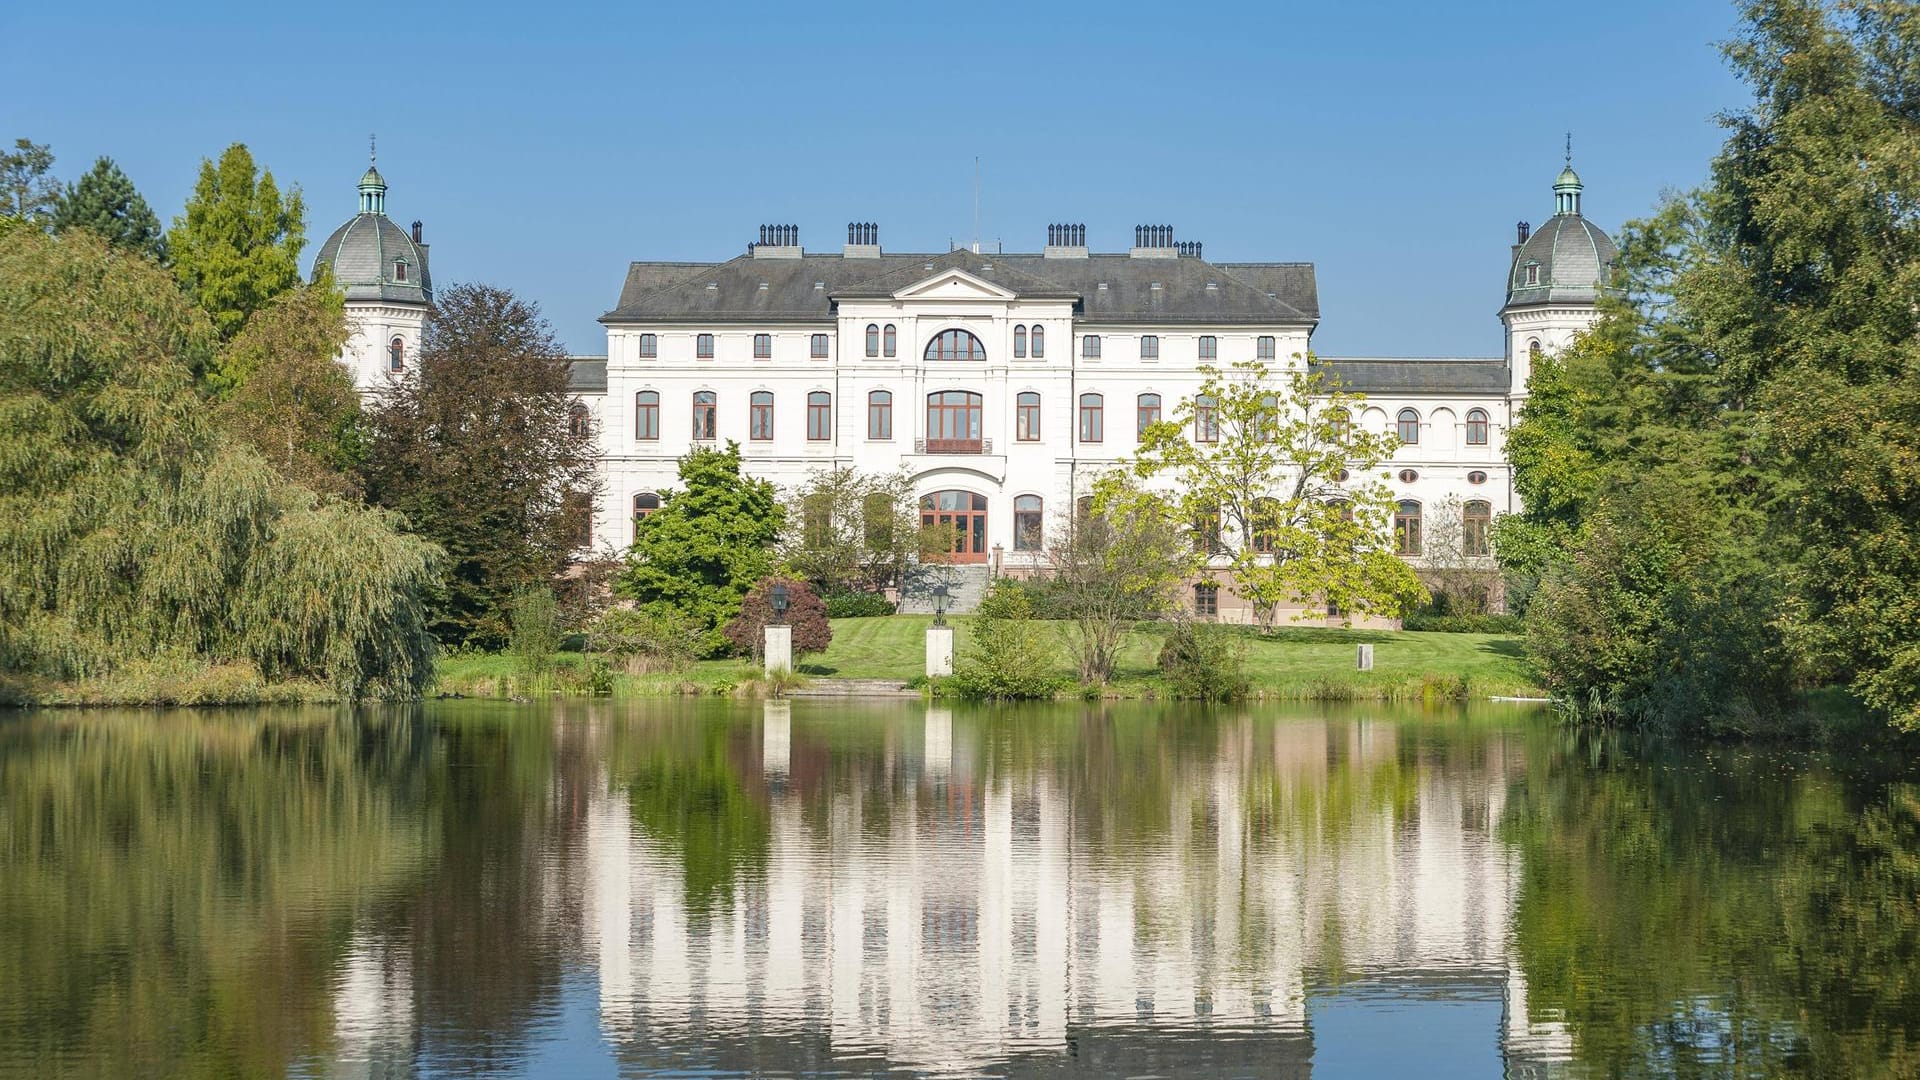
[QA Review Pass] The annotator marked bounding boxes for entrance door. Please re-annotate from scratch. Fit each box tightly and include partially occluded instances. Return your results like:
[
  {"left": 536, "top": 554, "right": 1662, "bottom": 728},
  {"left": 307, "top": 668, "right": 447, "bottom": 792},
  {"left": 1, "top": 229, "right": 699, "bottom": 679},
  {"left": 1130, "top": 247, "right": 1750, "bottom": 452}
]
[{"left": 921, "top": 490, "right": 989, "bottom": 563}]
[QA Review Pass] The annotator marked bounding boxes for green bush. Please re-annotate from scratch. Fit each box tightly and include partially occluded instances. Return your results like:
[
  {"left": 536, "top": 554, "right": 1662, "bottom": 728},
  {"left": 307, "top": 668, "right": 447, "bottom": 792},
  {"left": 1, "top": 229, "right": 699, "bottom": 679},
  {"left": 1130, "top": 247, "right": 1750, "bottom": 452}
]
[
  {"left": 508, "top": 586, "right": 561, "bottom": 677},
  {"left": 1403, "top": 612, "right": 1525, "bottom": 634},
  {"left": 949, "top": 580, "right": 1063, "bottom": 699},
  {"left": 1157, "top": 620, "right": 1250, "bottom": 701},
  {"left": 586, "top": 607, "right": 703, "bottom": 674},
  {"left": 823, "top": 590, "right": 896, "bottom": 618},
  {"left": 584, "top": 657, "right": 616, "bottom": 695}
]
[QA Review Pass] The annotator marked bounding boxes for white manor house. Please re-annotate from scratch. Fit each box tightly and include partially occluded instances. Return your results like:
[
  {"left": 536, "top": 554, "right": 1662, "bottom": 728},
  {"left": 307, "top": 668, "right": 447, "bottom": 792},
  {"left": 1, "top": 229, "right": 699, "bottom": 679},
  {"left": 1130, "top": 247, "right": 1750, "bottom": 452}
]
[{"left": 314, "top": 160, "right": 1615, "bottom": 618}]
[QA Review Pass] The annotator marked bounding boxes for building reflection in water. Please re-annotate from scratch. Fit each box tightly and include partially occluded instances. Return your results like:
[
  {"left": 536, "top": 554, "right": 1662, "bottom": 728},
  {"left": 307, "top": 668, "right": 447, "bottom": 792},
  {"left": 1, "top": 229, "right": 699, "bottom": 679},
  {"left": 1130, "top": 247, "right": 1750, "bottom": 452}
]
[{"left": 574, "top": 702, "right": 1572, "bottom": 1076}]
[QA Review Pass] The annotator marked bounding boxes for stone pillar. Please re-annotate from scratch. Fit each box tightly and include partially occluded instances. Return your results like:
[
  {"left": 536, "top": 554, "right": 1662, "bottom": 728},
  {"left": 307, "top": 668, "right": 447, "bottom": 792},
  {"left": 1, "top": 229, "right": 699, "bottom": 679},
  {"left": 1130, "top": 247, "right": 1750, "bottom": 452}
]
[
  {"left": 765, "top": 624, "right": 792, "bottom": 674},
  {"left": 926, "top": 624, "right": 954, "bottom": 678},
  {"left": 1357, "top": 644, "right": 1374, "bottom": 671}
]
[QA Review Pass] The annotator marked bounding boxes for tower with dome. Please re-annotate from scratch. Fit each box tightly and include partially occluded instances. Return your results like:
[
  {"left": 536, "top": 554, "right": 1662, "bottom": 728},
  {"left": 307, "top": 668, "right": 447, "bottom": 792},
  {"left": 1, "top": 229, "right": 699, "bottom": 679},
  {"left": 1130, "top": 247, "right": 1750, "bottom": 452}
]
[
  {"left": 1499, "top": 156, "right": 1617, "bottom": 398},
  {"left": 310, "top": 152, "right": 433, "bottom": 392}
]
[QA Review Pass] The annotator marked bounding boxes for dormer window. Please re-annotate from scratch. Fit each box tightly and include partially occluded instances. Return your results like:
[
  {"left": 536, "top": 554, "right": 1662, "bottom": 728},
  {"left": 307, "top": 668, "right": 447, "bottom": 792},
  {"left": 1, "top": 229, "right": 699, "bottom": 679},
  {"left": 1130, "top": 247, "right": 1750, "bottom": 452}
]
[
  {"left": 393, "top": 259, "right": 407, "bottom": 282},
  {"left": 1524, "top": 262, "right": 1539, "bottom": 286}
]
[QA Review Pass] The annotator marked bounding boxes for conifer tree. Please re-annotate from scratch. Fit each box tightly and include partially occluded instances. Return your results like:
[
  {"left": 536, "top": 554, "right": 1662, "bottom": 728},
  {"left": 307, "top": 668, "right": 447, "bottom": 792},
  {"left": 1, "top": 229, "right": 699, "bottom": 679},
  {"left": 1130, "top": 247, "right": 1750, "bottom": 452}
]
[
  {"left": 167, "top": 143, "right": 305, "bottom": 341},
  {"left": 51, "top": 156, "right": 165, "bottom": 261},
  {"left": 0, "top": 138, "right": 56, "bottom": 229}
]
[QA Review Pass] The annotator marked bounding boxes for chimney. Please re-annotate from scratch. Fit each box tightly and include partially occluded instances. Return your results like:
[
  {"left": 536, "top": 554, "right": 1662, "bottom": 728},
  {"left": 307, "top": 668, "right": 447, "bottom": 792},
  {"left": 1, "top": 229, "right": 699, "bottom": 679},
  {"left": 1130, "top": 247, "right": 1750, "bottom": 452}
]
[
  {"left": 1130, "top": 223, "right": 1177, "bottom": 259},
  {"left": 844, "top": 221, "right": 881, "bottom": 258},
  {"left": 1044, "top": 222, "right": 1088, "bottom": 258},
  {"left": 410, "top": 220, "right": 423, "bottom": 244},
  {"left": 753, "top": 223, "right": 802, "bottom": 258},
  {"left": 1516, "top": 221, "right": 1531, "bottom": 244}
]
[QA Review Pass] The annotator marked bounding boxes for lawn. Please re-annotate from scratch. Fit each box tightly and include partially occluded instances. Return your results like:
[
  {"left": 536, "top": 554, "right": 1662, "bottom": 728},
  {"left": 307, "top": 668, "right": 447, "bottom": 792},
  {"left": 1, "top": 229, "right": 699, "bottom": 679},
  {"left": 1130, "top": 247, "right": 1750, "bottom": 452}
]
[{"left": 433, "top": 616, "right": 1542, "bottom": 701}]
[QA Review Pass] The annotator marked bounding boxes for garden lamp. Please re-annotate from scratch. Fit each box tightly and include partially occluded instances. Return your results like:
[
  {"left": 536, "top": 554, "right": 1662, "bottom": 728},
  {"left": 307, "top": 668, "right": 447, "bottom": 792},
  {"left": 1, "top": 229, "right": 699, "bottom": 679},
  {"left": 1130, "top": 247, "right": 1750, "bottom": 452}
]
[
  {"left": 932, "top": 584, "right": 949, "bottom": 627},
  {"left": 770, "top": 583, "right": 789, "bottom": 625}
]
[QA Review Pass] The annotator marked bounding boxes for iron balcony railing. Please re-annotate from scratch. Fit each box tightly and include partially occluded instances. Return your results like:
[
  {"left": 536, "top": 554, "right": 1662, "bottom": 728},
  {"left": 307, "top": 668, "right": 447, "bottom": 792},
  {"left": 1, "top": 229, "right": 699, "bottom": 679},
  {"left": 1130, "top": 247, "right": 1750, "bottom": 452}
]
[{"left": 915, "top": 437, "right": 992, "bottom": 454}]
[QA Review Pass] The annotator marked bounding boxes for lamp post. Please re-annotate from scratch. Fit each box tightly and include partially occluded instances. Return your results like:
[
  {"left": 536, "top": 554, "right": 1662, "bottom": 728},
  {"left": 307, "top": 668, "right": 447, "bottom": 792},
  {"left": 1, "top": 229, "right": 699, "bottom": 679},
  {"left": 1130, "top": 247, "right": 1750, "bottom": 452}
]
[
  {"left": 926, "top": 583, "right": 954, "bottom": 677},
  {"left": 764, "top": 582, "right": 793, "bottom": 676},
  {"left": 932, "top": 583, "right": 949, "bottom": 627},
  {"left": 770, "top": 583, "right": 789, "bottom": 625}
]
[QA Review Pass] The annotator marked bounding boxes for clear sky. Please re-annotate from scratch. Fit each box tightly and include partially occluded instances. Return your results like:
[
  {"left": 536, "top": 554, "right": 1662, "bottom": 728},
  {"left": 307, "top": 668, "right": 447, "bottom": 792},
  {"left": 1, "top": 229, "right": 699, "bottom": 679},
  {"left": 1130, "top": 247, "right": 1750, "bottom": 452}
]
[{"left": 5, "top": 1, "right": 1747, "bottom": 357}]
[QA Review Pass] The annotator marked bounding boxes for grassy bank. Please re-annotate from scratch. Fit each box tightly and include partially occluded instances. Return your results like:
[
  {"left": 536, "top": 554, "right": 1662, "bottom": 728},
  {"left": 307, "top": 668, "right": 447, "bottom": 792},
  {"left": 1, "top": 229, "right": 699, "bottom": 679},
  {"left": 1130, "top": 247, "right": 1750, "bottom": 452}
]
[{"left": 434, "top": 616, "right": 1543, "bottom": 702}]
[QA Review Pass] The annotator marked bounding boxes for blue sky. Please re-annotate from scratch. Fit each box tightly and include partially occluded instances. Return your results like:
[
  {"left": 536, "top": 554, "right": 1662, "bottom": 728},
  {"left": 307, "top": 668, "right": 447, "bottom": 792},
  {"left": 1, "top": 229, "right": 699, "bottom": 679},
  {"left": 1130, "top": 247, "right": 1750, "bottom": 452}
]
[{"left": 6, "top": 1, "right": 1747, "bottom": 356}]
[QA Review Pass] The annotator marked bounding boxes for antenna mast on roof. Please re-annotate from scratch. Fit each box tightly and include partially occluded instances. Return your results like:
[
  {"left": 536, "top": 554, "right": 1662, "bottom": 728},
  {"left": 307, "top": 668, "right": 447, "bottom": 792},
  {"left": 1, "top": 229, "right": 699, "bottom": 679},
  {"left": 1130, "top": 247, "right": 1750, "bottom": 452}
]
[{"left": 972, "top": 156, "right": 980, "bottom": 255}]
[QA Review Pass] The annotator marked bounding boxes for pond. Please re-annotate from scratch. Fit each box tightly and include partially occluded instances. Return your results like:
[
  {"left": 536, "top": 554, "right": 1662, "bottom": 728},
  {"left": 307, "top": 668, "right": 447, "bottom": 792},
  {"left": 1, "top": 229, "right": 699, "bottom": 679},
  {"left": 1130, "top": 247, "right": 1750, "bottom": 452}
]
[{"left": 0, "top": 700, "right": 1914, "bottom": 1078}]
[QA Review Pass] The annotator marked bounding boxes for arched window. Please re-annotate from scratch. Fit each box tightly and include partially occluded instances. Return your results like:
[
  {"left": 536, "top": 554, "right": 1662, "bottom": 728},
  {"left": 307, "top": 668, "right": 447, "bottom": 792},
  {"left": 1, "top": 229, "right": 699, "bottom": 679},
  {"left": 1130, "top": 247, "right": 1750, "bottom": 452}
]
[
  {"left": 1193, "top": 503, "right": 1225, "bottom": 555},
  {"left": 1397, "top": 408, "right": 1421, "bottom": 444},
  {"left": 634, "top": 391, "right": 660, "bottom": 440},
  {"left": 865, "top": 324, "right": 880, "bottom": 357},
  {"left": 1078, "top": 393, "right": 1104, "bottom": 443},
  {"left": 632, "top": 492, "right": 661, "bottom": 520},
  {"left": 749, "top": 391, "right": 774, "bottom": 441},
  {"left": 925, "top": 391, "right": 984, "bottom": 451},
  {"left": 1251, "top": 496, "right": 1283, "bottom": 554},
  {"left": 1528, "top": 339, "right": 1542, "bottom": 362},
  {"left": 1464, "top": 500, "right": 1493, "bottom": 557},
  {"left": 393, "top": 259, "right": 407, "bottom": 282},
  {"left": 1465, "top": 408, "right": 1490, "bottom": 446},
  {"left": 692, "top": 391, "right": 717, "bottom": 440},
  {"left": 1014, "top": 495, "right": 1044, "bottom": 551},
  {"left": 1137, "top": 393, "right": 1161, "bottom": 435},
  {"left": 1075, "top": 495, "right": 1095, "bottom": 520},
  {"left": 1014, "top": 325, "right": 1027, "bottom": 358},
  {"left": 1195, "top": 394, "right": 1219, "bottom": 443},
  {"left": 1031, "top": 325, "right": 1045, "bottom": 358},
  {"left": 1257, "top": 394, "right": 1280, "bottom": 443},
  {"left": 388, "top": 337, "right": 405, "bottom": 372},
  {"left": 1327, "top": 407, "right": 1351, "bottom": 441},
  {"left": 568, "top": 403, "right": 589, "bottom": 437},
  {"left": 867, "top": 390, "right": 892, "bottom": 439},
  {"left": 925, "top": 328, "right": 986, "bottom": 361},
  {"left": 1016, "top": 392, "right": 1041, "bottom": 441},
  {"left": 807, "top": 391, "right": 832, "bottom": 441},
  {"left": 883, "top": 323, "right": 897, "bottom": 357},
  {"left": 1395, "top": 500, "right": 1422, "bottom": 556}
]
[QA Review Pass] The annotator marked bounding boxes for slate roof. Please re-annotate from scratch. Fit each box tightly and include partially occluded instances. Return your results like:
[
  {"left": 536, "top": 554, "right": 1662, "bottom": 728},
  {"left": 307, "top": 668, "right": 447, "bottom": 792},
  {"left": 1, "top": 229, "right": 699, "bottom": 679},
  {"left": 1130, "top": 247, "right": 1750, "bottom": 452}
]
[
  {"left": 1504, "top": 213, "right": 1616, "bottom": 309},
  {"left": 568, "top": 356, "right": 607, "bottom": 394},
  {"left": 602, "top": 248, "right": 1319, "bottom": 326},
  {"left": 312, "top": 213, "right": 432, "bottom": 304},
  {"left": 1315, "top": 356, "right": 1512, "bottom": 395}
]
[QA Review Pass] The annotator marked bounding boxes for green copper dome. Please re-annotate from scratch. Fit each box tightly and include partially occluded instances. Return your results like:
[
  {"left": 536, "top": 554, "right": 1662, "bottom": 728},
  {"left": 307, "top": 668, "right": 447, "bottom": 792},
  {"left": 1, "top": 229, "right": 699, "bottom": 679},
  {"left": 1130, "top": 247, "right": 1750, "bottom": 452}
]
[{"left": 312, "top": 161, "right": 431, "bottom": 305}]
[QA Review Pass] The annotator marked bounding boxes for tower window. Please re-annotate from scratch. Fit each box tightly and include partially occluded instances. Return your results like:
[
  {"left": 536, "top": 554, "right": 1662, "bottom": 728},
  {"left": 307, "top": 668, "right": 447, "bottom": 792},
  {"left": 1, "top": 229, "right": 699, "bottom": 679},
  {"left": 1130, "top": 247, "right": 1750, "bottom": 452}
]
[
  {"left": 388, "top": 337, "right": 405, "bottom": 372},
  {"left": 393, "top": 259, "right": 407, "bottom": 282},
  {"left": 1525, "top": 262, "right": 1540, "bottom": 286}
]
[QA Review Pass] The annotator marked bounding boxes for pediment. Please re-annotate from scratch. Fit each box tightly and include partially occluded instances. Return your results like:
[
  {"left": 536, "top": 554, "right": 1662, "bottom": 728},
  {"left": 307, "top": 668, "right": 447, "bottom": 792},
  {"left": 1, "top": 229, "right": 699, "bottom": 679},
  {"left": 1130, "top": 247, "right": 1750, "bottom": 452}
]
[{"left": 893, "top": 268, "right": 1017, "bottom": 302}]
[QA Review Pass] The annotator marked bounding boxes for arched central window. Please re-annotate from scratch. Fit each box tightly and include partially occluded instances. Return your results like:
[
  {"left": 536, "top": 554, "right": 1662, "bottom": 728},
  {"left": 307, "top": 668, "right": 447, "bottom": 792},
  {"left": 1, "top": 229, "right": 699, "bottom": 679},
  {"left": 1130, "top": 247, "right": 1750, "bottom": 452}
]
[
  {"left": 1466, "top": 408, "right": 1489, "bottom": 445},
  {"left": 868, "top": 390, "right": 892, "bottom": 439},
  {"left": 632, "top": 492, "right": 661, "bottom": 520},
  {"left": 1078, "top": 393, "right": 1104, "bottom": 443},
  {"left": 807, "top": 391, "right": 832, "bottom": 441},
  {"left": 388, "top": 337, "right": 405, "bottom": 372},
  {"left": 1397, "top": 408, "right": 1422, "bottom": 444},
  {"left": 1016, "top": 392, "right": 1041, "bottom": 441},
  {"left": 926, "top": 328, "right": 987, "bottom": 362},
  {"left": 926, "top": 391, "right": 983, "bottom": 452}
]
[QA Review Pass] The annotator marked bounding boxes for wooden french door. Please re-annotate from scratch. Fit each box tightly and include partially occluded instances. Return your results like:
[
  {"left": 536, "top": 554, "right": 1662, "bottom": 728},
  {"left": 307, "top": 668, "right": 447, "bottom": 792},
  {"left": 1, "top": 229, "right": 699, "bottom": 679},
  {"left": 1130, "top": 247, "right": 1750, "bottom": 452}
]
[{"left": 921, "top": 489, "right": 989, "bottom": 563}]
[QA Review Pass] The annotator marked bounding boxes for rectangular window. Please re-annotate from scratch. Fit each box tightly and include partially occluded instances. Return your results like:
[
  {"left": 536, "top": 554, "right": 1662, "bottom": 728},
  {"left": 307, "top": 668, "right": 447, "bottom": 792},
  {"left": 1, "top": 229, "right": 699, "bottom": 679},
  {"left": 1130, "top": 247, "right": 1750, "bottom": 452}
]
[
  {"left": 811, "top": 333, "right": 829, "bottom": 358},
  {"left": 697, "top": 333, "right": 714, "bottom": 359},
  {"left": 1137, "top": 393, "right": 1161, "bottom": 435},
  {"left": 1016, "top": 392, "right": 1041, "bottom": 441},
  {"left": 807, "top": 392, "right": 831, "bottom": 441},
  {"left": 638, "top": 333, "right": 658, "bottom": 359},
  {"left": 1140, "top": 335, "right": 1159, "bottom": 360},
  {"left": 1257, "top": 335, "right": 1275, "bottom": 361},
  {"left": 1198, "top": 335, "right": 1217, "bottom": 360},
  {"left": 692, "top": 392, "right": 716, "bottom": 440},
  {"left": 1195, "top": 395, "right": 1219, "bottom": 443},
  {"left": 749, "top": 392, "right": 774, "bottom": 441},
  {"left": 1194, "top": 583, "right": 1218, "bottom": 617},
  {"left": 753, "top": 333, "right": 772, "bottom": 359},
  {"left": 868, "top": 391, "right": 892, "bottom": 439},
  {"left": 1078, "top": 394, "right": 1103, "bottom": 443},
  {"left": 1082, "top": 335, "right": 1101, "bottom": 359},
  {"left": 634, "top": 392, "right": 659, "bottom": 440}
]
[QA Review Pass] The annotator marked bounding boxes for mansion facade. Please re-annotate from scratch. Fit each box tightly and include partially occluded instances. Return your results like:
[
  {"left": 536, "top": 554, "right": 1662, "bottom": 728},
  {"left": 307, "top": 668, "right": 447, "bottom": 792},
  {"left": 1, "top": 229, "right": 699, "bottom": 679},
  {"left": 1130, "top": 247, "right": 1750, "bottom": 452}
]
[{"left": 315, "top": 160, "right": 1615, "bottom": 618}]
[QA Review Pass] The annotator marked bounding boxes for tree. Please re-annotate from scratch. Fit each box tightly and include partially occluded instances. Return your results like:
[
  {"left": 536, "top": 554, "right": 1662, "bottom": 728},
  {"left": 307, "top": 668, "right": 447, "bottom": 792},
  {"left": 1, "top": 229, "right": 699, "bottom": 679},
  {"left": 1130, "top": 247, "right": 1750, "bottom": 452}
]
[
  {"left": 1418, "top": 497, "right": 1495, "bottom": 614},
  {"left": 508, "top": 585, "right": 561, "bottom": 678},
  {"left": 951, "top": 580, "right": 1062, "bottom": 699},
  {"left": 0, "top": 138, "right": 56, "bottom": 229},
  {"left": 1124, "top": 358, "right": 1425, "bottom": 629},
  {"left": 167, "top": 143, "right": 305, "bottom": 342},
  {"left": 1047, "top": 473, "right": 1194, "bottom": 684},
  {"left": 0, "top": 228, "right": 441, "bottom": 698},
  {"left": 617, "top": 443, "right": 784, "bottom": 657},
  {"left": 360, "top": 283, "right": 600, "bottom": 648},
  {"left": 780, "top": 466, "right": 923, "bottom": 594},
  {"left": 51, "top": 156, "right": 165, "bottom": 261},
  {"left": 723, "top": 577, "right": 832, "bottom": 663},
  {"left": 212, "top": 284, "right": 362, "bottom": 497}
]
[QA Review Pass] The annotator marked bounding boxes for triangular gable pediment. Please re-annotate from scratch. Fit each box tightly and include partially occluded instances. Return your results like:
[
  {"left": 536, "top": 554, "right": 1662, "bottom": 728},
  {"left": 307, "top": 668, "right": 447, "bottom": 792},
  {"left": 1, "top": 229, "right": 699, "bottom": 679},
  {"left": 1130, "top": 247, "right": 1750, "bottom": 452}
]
[{"left": 893, "top": 268, "right": 1018, "bottom": 302}]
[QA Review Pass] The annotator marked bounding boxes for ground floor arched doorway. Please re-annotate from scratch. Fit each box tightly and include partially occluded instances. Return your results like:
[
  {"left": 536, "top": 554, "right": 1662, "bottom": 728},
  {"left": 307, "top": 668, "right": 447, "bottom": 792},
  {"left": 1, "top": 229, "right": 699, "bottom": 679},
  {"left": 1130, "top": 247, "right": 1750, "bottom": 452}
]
[{"left": 921, "top": 489, "right": 988, "bottom": 563}]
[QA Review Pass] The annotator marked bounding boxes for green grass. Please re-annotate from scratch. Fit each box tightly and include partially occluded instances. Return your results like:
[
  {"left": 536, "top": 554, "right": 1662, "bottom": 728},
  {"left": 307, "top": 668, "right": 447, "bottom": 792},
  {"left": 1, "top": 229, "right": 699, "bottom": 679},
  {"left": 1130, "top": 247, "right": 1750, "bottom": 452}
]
[{"left": 428, "top": 617, "right": 1542, "bottom": 702}]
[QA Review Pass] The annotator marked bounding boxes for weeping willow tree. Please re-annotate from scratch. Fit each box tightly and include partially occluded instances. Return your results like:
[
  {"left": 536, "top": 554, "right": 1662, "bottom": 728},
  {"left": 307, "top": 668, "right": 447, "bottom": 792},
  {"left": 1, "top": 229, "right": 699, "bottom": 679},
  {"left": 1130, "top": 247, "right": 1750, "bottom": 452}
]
[{"left": 0, "top": 228, "right": 442, "bottom": 698}]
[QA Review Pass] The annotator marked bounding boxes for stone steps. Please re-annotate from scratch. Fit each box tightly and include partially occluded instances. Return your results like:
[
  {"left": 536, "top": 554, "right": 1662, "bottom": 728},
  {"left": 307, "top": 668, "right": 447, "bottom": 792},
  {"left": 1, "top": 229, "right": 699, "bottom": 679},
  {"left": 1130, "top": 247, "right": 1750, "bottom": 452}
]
[
  {"left": 897, "top": 564, "right": 992, "bottom": 614},
  {"left": 788, "top": 678, "right": 919, "bottom": 698}
]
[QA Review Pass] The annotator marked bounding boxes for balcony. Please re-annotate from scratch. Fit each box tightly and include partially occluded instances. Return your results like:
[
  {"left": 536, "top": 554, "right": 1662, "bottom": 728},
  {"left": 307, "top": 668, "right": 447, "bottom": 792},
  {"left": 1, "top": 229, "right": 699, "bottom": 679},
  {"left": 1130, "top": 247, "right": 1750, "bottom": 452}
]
[{"left": 916, "top": 437, "right": 992, "bottom": 454}]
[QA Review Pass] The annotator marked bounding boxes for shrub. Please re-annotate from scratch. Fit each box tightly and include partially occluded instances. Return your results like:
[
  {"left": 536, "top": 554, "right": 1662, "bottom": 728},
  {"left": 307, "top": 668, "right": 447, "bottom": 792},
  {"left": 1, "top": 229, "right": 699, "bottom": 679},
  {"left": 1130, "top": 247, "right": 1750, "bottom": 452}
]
[
  {"left": 823, "top": 590, "right": 896, "bottom": 618},
  {"left": 508, "top": 586, "right": 561, "bottom": 677},
  {"left": 723, "top": 577, "right": 832, "bottom": 662},
  {"left": 950, "top": 580, "right": 1063, "bottom": 699},
  {"left": 583, "top": 657, "right": 616, "bottom": 695},
  {"left": 586, "top": 606, "right": 703, "bottom": 674},
  {"left": 1403, "top": 612, "right": 1526, "bottom": 634},
  {"left": 1157, "top": 620, "right": 1249, "bottom": 701}
]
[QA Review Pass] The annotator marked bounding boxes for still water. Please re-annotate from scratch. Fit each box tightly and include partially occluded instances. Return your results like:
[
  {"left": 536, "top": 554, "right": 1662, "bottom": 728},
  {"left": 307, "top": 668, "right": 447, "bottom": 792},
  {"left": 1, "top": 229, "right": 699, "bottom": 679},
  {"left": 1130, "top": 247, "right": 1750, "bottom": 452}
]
[{"left": 1, "top": 700, "right": 1915, "bottom": 1078}]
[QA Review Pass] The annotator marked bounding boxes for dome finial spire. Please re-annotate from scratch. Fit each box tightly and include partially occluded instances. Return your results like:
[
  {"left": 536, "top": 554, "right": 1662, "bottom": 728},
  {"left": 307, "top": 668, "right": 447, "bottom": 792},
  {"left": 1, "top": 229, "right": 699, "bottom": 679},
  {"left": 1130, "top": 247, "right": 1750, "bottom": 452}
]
[
  {"left": 370, "top": 132, "right": 377, "bottom": 165},
  {"left": 357, "top": 141, "right": 387, "bottom": 216},
  {"left": 1565, "top": 131, "right": 1572, "bottom": 167},
  {"left": 1554, "top": 136, "right": 1583, "bottom": 217}
]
